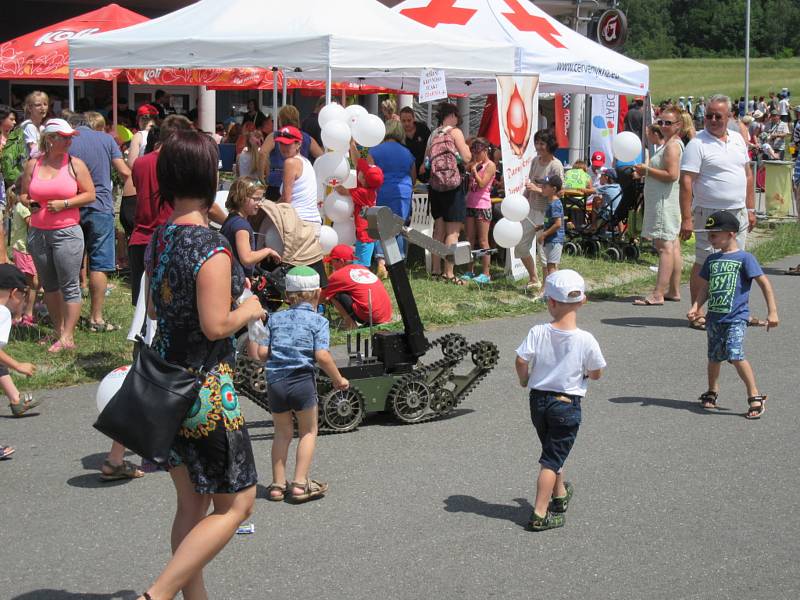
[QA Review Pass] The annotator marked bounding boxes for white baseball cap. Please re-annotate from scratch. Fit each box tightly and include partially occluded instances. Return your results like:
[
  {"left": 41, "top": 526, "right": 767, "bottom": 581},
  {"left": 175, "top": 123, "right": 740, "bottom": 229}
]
[
  {"left": 285, "top": 265, "right": 320, "bottom": 292},
  {"left": 543, "top": 269, "right": 586, "bottom": 304},
  {"left": 42, "top": 118, "right": 78, "bottom": 137}
]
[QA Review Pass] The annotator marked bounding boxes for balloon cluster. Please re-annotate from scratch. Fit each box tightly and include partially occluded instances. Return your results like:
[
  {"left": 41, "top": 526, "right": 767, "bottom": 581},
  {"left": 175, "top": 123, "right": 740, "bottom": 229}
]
[
  {"left": 315, "top": 103, "right": 386, "bottom": 254},
  {"left": 493, "top": 193, "right": 529, "bottom": 249}
]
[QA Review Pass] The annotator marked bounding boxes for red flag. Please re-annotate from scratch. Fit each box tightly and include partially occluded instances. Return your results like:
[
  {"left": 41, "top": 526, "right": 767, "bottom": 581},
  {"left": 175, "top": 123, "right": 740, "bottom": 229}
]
[
  {"left": 554, "top": 93, "right": 570, "bottom": 149},
  {"left": 477, "top": 94, "right": 500, "bottom": 146},
  {"left": 618, "top": 95, "right": 629, "bottom": 133}
]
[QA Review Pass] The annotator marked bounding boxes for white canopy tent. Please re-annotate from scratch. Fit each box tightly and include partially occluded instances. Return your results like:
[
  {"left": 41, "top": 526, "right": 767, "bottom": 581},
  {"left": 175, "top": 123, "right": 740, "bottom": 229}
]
[
  {"left": 393, "top": 0, "right": 649, "bottom": 95},
  {"left": 68, "top": 0, "right": 523, "bottom": 102}
]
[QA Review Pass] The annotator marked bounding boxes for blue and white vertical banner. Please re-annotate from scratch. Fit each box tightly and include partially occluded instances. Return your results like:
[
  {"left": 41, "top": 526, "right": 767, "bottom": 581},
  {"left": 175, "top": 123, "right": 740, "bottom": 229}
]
[{"left": 589, "top": 94, "right": 619, "bottom": 166}]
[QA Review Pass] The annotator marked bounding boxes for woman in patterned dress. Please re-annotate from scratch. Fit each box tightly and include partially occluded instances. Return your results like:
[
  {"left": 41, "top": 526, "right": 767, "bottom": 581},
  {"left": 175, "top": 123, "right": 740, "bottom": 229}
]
[{"left": 137, "top": 130, "right": 264, "bottom": 600}]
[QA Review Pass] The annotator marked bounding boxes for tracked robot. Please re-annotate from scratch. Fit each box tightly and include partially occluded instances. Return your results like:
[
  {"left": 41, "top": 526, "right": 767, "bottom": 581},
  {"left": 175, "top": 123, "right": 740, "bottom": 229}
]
[{"left": 234, "top": 206, "right": 499, "bottom": 433}]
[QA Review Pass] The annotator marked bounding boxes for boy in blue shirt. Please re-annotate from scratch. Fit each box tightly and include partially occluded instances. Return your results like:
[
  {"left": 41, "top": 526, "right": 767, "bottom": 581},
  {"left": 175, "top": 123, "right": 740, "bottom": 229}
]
[
  {"left": 688, "top": 211, "right": 778, "bottom": 419},
  {"left": 534, "top": 175, "right": 565, "bottom": 279},
  {"left": 589, "top": 168, "right": 622, "bottom": 231},
  {"left": 255, "top": 266, "right": 349, "bottom": 502}
]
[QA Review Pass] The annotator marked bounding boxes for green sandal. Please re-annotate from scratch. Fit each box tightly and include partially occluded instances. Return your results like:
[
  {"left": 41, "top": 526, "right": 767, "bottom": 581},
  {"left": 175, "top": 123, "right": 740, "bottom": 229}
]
[
  {"left": 528, "top": 510, "right": 565, "bottom": 531},
  {"left": 549, "top": 482, "right": 574, "bottom": 513}
]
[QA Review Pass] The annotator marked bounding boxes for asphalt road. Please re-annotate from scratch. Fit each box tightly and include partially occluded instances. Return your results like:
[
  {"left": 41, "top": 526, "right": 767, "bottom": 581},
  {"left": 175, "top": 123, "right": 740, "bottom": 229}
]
[{"left": 2, "top": 256, "right": 799, "bottom": 600}]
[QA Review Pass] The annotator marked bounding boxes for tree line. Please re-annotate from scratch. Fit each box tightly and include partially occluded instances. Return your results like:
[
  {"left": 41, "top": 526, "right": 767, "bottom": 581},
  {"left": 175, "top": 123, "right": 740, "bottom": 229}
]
[{"left": 618, "top": 0, "right": 800, "bottom": 59}]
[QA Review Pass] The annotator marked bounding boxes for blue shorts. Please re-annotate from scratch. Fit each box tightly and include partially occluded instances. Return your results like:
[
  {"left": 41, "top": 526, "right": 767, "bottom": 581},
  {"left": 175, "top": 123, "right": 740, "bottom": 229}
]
[
  {"left": 706, "top": 319, "right": 747, "bottom": 362},
  {"left": 529, "top": 389, "right": 582, "bottom": 472},
  {"left": 354, "top": 241, "right": 375, "bottom": 267},
  {"left": 268, "top": 369, "right": 318, "bottom": 414},
  {"left": 80, "top": 210, "right": 116, "bottom": 272}
]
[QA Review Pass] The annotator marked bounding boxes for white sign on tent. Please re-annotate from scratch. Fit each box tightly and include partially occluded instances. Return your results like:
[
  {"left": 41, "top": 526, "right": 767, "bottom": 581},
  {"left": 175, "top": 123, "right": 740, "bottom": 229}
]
[{"left": 419, "top": 69, "right": 448, "bottom": 103}]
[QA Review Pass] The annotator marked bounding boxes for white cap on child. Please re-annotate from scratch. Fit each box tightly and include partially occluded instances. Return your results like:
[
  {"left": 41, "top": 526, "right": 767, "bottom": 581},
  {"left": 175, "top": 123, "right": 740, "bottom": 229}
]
[
  {"left": 543, "top": 269, "right": 586, "bottom": 304},
  {"left": 285, "top": 265, "right": 320, "bottom": 292}
]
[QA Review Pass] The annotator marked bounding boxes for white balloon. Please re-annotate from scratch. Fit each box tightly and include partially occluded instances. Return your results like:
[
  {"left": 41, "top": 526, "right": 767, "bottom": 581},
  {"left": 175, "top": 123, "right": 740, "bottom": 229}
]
[
  {"left": 318, "top": 102, "right": 346, "bottom": 128},
  {"left": 96, "top": 365, "right": 131, "bottom": 413},
  {"left": 352, "top": 114, "right": 386, "bottom": 148},
  {"left": 321, "top": 120, "right": 352, "bottom": 153},
  {"left": 343, "top": 169, "right": 357, "bottom": 189},
  {"left": 313, "top": 152, "right": 350, "bottom": 186},
  {"left": 612, "top": 131, "right": 642, "bottom": 163},
  {"left": 493, "top": 218, "right": 523, "bottom": 249},
  {"left": 500, "top": 193, "right": 529, "bottom": 222},
  {"left": 344, "top": 104, "right": 368, "bottom": 128},
  {"left": 332, "top": 219, "right": 356, "bottom": 246},
  {"left": 319, "top": 225, "right": 339, "bottom": 253},
  {"left": 323, "top": 191, "right": 354, "bottom": 223}
]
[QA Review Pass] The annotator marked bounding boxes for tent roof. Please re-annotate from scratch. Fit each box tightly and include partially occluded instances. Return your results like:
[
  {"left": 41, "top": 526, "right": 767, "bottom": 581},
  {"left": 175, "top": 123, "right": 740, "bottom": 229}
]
[
  {"left": 395, "top": 0, "right": 649, "bottom": 95},
  {"left": 69, "top": 0, "right": 521, "bottom": 94},
  {"left": 0, "top": 3, "right": 147, "bottom": 80}
]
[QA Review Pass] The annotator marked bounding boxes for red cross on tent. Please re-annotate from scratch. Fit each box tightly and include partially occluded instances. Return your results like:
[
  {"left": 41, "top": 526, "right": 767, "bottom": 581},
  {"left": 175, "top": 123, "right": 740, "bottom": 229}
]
[
  {"left": 399, "top": 0, "right": 477, "bottom": 28},
  {"left": 500, "top": 0, "right": 565, "bottom": 49}
]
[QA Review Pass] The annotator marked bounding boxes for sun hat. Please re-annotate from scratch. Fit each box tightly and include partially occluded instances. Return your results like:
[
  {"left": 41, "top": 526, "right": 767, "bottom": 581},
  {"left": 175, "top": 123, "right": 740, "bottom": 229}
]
[
  {"left": 274, "top": 125, "right": 303, "bottom": 144},
  {"left": 753, "top": 110, "right": 764, "bottom": 119},
  {"left": 285, "top": 265, "right": 320, "bottom": 292},
  {"left": 696, "top": 210, "right": 740, "bottom": 233},
  {"left": 136, "top": 104, "right": 159, "bottom": 117},
  {"left": 0, "top": 264, "right": 28, "bottom": 290},
  {"left": 42, "top": 118, "right": 78, "bottom": 137},
  {"left": 323, "top": 244, "right": 356, "bottom": 263},
  {"left": 543, "top": 269, "right": 586, "bottom": 304}
]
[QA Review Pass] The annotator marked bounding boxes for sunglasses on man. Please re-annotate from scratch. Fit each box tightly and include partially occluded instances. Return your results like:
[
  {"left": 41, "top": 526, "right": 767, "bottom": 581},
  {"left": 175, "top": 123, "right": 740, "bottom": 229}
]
[{"left": 704, "top": 113, "right": 726, "bottom": 121}]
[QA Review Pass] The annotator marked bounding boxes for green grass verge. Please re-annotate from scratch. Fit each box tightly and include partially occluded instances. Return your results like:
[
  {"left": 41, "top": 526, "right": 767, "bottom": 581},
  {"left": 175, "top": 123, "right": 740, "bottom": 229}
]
[
  {"left": 644, "top": 57, "right": 800, "bottom": 103},
  {"left": 9, "top": 223, "right": 800, "bottom": 391}
]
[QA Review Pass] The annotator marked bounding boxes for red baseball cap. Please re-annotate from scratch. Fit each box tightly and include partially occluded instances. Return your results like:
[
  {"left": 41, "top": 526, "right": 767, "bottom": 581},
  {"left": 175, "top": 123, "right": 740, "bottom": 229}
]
[
  {"left": 274, "top": 125, "right": 303, "bottom": 144},
  {"left": 356, "top": 158, "right": 384, "bottom": 189},
  {"left": 137, "top": 104, "right": 159, "bottom": 117},
  {"left": 323, "top": 244, "right": 356, "bottom": 263},
  {"left": 591, "top": 150, "right": 606, "bottom": 167}
]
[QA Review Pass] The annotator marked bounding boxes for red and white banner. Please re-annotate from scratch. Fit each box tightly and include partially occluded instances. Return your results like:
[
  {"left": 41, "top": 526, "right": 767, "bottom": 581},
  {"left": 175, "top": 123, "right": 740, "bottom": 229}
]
[
  {"left": 496, "top": 75, "right": 539, "bottom": 279},
  {"left": 554, "top": 93, "right": 571, "bottom": 150}
]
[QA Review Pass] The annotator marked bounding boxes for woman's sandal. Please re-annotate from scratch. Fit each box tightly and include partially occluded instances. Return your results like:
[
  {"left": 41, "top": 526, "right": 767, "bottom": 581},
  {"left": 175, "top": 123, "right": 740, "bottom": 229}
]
[
  {"left": 688, "top": 316, "right": 707, "bottom": 331},
  {"left": 99, "top": 459, "right": 145, "bottom": 481},
  {"left": 86, "top": 321, "right": 121, "bottom": 333},
  {"left": 266, "top": 481, "right": 288, "bottom": 502},
  {"left": 288, "top": 479, "right": 328, "bottom": 504},
  {"left": 699, "top": 390, "right": 719, "bottom": 411},
  {"left": 441, "top": 275, "right": 465, "bottom": 286},
  {"left": 745, "top": 395, "right": 767, "bottom": 419}
]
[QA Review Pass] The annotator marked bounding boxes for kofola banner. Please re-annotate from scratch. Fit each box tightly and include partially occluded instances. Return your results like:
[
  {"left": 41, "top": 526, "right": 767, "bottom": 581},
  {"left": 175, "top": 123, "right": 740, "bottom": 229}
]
[
  {"left": 590, "top": 93, "right": 619, "bottom": 165},
  {"left": 554, "top": 93, "right": 571, "bottom": 150},
  {"left": 496, "top": 75, "right": 539, "bottom": 279}
]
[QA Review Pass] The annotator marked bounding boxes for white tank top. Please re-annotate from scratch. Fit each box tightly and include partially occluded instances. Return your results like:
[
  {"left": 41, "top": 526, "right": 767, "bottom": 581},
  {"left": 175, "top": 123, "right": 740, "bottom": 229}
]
[{"left": 282, "top": 155, "right": 320, "bottom": 224}]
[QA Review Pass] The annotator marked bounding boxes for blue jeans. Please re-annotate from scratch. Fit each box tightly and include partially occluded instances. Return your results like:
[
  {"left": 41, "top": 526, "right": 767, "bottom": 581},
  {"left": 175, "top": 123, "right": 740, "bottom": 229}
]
[{"left": 529, "top": 390, "right": 582, "bottom": 472}]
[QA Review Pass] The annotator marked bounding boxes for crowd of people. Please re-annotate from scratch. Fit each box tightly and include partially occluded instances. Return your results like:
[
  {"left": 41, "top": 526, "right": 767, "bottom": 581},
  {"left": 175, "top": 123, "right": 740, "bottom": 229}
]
[{"left": 0, "top": 87, "right": 791, "bottom": 596}]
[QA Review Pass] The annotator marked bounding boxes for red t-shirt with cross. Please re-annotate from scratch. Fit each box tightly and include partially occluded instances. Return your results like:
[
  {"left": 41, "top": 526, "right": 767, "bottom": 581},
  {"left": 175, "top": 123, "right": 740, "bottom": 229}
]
[{"left": 323, "top": 264, "right": 392, "bottom": 324}]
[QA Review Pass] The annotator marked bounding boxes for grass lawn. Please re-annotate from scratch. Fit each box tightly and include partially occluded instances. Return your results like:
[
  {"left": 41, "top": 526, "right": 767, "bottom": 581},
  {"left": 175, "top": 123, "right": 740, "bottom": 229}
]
[
  {"left": 8, "top": 223, "right": 800, "bottom": 392},
  {"left": 644, "top": 57, "right": 800, "bottom": 103}
]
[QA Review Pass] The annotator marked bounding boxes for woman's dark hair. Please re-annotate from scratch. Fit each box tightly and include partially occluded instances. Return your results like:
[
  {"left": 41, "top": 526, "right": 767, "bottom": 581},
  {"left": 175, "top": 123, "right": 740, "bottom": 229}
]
[
  {"left": 436, "top": 102, "right": 461, "bottom": 126},
  {"left": 0, "top": 104, "right": 15, "bottom": 123},
  {"left": 533, "top": 129, "right": 558, "bottom": 155},
  {"left": 157, "top": 129, "right": 218, "bottom": 209}
]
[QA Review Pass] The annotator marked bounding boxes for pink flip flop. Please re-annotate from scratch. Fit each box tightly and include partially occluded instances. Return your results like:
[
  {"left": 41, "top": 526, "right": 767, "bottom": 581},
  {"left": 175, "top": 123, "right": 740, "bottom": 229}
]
[{"left": 48, "top": 340, "right": 76, "bottom": 353}]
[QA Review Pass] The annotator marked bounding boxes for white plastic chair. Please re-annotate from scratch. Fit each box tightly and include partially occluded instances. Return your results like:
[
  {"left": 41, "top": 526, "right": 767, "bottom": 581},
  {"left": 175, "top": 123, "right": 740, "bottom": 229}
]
[{"left": 409, "top": 193, "right": 433, "bottom": 273}]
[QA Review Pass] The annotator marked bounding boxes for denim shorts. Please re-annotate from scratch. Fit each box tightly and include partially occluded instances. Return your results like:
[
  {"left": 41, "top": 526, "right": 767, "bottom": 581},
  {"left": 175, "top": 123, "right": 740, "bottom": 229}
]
[
  {"left": 529, "top": 389, "right": 582, "bottom": 472},
  {"left": 81, "top": 209, "right": 116, "bottom": 272},
  {"left": 706, "top": 319, "right": 747, "bottom": 362},
  {"left": 268, "top": 369, "right": 318, "bottom": 414}
]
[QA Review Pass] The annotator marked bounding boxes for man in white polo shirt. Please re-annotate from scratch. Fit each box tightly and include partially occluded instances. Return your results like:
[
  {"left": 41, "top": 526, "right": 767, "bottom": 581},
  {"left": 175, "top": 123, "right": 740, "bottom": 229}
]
[{"left": 679, "top": 94, "right": 756, "bottom": 327}]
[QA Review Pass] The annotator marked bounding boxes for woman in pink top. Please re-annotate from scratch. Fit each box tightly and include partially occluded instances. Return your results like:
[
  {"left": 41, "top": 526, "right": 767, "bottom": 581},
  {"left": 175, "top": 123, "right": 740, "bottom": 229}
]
[
  {"left": 20, "top": 119, "right": 95, "bottom": 353},
  {"left": 461, "top": 138, "right": 496, "bottom": 284}
]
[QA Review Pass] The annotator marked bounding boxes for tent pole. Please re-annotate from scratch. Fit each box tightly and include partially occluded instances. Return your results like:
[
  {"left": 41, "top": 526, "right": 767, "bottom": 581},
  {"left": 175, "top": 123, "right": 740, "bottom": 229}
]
[
  {"left": 112, "top": 77, "right": 118, "bottom": 131},
  {"left": 272, "top": 69, "right": 278, "bottom": 132},
  {"left": 68, "top": 69, "right": 75, "bottom": 111},
  {"left": 325, "top": 65, "right": 332, "bottom": 105},
  {"left": 281, "top": 69, "right": 287, "bottom": 107}
]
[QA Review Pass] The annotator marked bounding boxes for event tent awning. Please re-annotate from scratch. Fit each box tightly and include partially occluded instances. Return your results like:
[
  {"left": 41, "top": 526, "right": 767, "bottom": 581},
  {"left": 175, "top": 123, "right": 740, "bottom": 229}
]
[
  {"left": 394, "top": 0, "right": 649, "bottom": 95},
  {"left": 68, "top": 0, "right": 522, "bottom": 95}
]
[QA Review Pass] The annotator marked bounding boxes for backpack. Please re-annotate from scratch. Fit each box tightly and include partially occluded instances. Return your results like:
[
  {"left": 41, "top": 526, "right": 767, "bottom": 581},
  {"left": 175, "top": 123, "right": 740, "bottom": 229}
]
[
  {"left": 428, "top": 127, "right": 461, "bottom": 192},
  {"left": 0, "top": 125, "right": 28, "bottom": 187}
]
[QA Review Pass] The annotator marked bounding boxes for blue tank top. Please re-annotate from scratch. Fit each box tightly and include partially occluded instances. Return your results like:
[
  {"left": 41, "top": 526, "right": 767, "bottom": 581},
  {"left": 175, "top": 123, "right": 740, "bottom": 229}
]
[{"left": 268, "top": 132, "right": 312, "bottom": 187}]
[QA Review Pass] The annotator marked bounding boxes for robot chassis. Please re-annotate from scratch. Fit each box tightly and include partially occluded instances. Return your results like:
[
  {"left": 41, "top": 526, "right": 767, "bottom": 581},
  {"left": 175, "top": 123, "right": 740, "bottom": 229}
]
[{"left": 234, "top": 206, "right": 500, "bottom": 433}]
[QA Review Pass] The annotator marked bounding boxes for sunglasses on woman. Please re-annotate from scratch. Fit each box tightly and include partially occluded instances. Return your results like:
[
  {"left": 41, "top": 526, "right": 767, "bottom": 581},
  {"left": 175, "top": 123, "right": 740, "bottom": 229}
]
[{"left": 656, "top": 119, "right": 677, "bottom": 126}]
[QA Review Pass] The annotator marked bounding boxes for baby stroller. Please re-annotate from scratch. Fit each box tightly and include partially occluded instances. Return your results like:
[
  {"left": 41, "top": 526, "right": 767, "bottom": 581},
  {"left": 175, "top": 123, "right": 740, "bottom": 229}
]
[{"left": 563, "top": 166, "right": 643, "bottom": 261}]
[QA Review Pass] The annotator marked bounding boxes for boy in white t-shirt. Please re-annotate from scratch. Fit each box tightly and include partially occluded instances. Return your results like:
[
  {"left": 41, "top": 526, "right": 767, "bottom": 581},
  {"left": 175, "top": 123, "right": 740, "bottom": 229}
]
[
  {"left": 514, "top": 270, "right": 606, "bottom": 531},
  {"left": 0, "top": 265, "right": 39, "bottom": 459}
]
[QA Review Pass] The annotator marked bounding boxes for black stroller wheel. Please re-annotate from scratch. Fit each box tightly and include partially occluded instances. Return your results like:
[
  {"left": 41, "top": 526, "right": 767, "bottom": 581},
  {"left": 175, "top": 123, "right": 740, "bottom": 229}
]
[
  {"left": 604, "top": 246, "right": 622, "bottom": 261},
  {"left": 564, "top": 241, "right": 581, "bottom": 256},
  {"left": 623, "top": 244, "right": 641, "bottom": 261},
  {"left": 582, "top": 239, "right": 602, "bottom": 258}
]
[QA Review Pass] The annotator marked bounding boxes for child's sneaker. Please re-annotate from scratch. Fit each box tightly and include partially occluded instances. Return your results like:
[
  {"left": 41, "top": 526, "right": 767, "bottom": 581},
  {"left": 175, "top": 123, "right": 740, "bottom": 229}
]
[
  {"left": 472, "top": 273, "right": 491, "bottom": 284},
  {"left": 10, "top": 393, "right": 42, "bottom": 417},
  {"left": 528, "top": 510, "right": 564, "bottom": 531},
  {"left": 549, "top": 481, "right": 573, "bottom": 513}
]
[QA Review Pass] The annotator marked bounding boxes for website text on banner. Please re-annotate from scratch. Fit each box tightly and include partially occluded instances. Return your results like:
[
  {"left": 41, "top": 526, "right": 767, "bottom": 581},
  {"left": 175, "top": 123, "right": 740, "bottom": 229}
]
[
  {"left": 495, "top": 75, "right": 539, "bottom": 280},
  {"left": 589, "top": 94, "right": 619, "bottom": 166}
]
